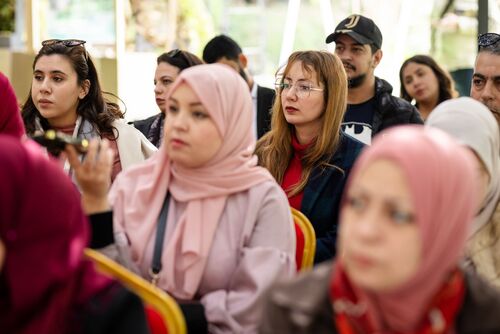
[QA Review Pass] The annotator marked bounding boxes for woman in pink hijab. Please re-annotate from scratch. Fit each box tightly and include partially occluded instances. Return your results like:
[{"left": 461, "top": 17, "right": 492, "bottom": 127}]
[
  {"left": 69, "top": 63, "right": 296, "bottom": 333},
  {"left": 259, "top": 125, "right": 500, "bottom": 334},
  {"left": 0, "top": 71, "right": 25, "bottom": 138},
  {"left": 0, "top": 135, "right": 149, "bottom": 334}
]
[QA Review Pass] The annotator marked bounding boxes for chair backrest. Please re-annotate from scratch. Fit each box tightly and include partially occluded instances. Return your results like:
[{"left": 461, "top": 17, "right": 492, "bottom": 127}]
[
  {"left": 290, "top": 208, "right": 316, "bottom": 271},
  {"left": 84, "top": 248, "right": 187, "bottom": 334}
]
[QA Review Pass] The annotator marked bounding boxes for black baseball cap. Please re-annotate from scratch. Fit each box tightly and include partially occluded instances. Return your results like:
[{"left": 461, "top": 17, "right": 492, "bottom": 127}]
[{"left": 325, "top": 14, "right": 383, "bottom": 50}]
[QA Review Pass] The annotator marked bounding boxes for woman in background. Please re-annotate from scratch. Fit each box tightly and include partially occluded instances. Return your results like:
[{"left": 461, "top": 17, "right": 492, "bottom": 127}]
[
  {"left": 133, "top": 49, "right": 203, "bottom": 147},
  {"left": 22, "top": 39, "right": 155, "bottom": 182},
  {"left": 400, "top": 54, "right": 458, "bottom": 121}
]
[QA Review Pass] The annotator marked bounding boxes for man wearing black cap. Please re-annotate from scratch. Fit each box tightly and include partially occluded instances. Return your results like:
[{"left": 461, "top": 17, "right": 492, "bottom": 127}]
[{"left": 326, "top": 14, "right": 422, "bottom": 144}]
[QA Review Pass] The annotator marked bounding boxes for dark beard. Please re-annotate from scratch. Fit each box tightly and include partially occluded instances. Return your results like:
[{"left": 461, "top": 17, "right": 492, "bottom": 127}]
[{"left": 348, "top": 74, "right": 366, "bottom": 88}]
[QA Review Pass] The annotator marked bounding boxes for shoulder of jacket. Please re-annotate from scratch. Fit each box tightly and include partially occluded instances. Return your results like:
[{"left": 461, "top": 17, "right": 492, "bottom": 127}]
[
  {"left": 457, "top": 269, "right": 500, "bottom": 332},
  {"left": 377, "top": 93, "right": 414, "bottom": 112},
  {"left": 329, "top": 133, "right": 365, "bottom": 168},
  {"left": 269, "top": 262, "right": 333, "bottom": 311}
]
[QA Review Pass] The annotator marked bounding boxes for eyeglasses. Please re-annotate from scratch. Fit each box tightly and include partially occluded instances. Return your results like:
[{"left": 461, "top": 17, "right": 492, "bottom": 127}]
[
  {"left": 41, "top": 39, "right": 86, "bottom": 47},
  {"left": 275, "top": 80, "right": 324, "bottom": 98},
  {"left": 478, "top": 33, "right": 500, "bottom": 49}
]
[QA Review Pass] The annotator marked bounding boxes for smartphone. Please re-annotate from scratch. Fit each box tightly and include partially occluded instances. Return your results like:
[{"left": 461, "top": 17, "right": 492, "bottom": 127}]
[{"left": 32, "top": 130, "right": 89, "bottom": 157}]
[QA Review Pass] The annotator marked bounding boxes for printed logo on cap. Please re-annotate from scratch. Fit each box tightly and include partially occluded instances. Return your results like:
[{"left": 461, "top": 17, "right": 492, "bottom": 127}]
[{"left": 344, "top": 15, "right": 360, "bottom": 29}]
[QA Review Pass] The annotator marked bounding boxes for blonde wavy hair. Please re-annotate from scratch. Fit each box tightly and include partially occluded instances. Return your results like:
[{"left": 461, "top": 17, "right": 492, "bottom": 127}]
[{"left": 255, "top": 50, "right": 348, "bottom": 197}]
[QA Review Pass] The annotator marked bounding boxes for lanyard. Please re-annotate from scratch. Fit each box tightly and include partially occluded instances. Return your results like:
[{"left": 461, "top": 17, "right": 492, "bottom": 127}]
[{"left": 149, "top": 191, "right": 171, "bottom": 286}]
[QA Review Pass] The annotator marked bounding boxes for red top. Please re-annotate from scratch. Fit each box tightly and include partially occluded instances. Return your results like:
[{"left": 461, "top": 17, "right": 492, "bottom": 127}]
[{"left": 281, "top": 135, "right": 313, "bottom": 210}]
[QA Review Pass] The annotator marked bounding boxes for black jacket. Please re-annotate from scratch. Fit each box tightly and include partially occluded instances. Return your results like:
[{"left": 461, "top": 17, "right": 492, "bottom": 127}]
[
  {"left": 133, "top": 114, "right": 158, "bottom": 139},
  {"left": 256, "top": 85, "right": 275, "bottom": 139},
  {"left": 299, "top": 133, "right": 365, "bottom": 263},
  {"left": 370, "top": 77, "right": 423, "bottom": 136}
]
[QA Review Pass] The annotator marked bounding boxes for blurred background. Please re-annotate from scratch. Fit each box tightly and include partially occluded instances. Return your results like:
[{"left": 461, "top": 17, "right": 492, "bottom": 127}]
[{"left": 0, "top": 0, "right": 499, "bottom": 121}]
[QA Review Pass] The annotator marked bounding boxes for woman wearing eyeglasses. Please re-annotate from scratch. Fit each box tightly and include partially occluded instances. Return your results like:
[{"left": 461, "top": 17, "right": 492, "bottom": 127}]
[
  {"left": 21, "top": 39, "right": 156, "bottom": 182},
  {"left": 259, "top": 126, "right": 500, "bottom": 334},
  {"left": 133, "top": 49, "right": 203, "bottom": 148},
  {"left": 255, "top": 51, "right": 365, "bottom": 264}
]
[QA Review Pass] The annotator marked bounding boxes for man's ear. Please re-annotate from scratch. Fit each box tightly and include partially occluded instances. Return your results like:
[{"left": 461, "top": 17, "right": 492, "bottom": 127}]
[
  {"left": 372, "top": 49, "right": 383, "bottom": 68},
  {"left": 238, "top": 53, "right": 248, "bottom": 69},
  {"left": 79, "top": 79, "right": 90, "bottom": 99}
]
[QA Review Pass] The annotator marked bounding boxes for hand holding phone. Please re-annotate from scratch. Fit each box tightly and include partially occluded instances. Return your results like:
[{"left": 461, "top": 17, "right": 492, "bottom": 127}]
[
  {"left": 65, "top": 138, "right": 113, "bottom": 214},
  {"left": 32, "top": 130, "right": 89, "bottom": 157}
]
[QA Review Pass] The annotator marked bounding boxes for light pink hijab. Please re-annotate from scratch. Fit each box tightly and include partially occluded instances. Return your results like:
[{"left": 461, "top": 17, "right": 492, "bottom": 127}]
[
  {"left": 109, "top": 64, "right": 273, "bottom": 299},
  {"left": 337, "top": 125, "right": 478, "bottom": 332}
]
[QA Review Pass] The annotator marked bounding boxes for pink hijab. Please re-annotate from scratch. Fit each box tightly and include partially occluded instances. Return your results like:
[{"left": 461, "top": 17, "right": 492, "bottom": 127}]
[
  {"left": 109, "top": 64, "right": 273, "bottom": 299},
  {"left": 336, "top": 125, "right": 478, "bottom": 332},
  {"left": 0, "top": 72, "right": 25, "bottom": 138},
  {"left": 0, "top": 135, "right": 112, "bottom": 334}
]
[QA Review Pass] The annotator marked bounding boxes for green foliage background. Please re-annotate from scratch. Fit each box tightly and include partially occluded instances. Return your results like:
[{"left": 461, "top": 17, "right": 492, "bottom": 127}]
[{"left": 0, "top": 0, "right": 15, "bottom": 32}]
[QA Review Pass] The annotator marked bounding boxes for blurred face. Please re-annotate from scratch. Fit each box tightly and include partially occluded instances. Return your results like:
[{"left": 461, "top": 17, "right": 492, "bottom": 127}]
[
  {"left": 164, "top": 83, "right": 222, "bottom": 168},
  {"left": 154, "top": 62, "right": 180, "bottom": 113},
  {"left": 281, "top": 61, "right": 325, "bottom": 132},
  {"left": 32, "top": 55, "right": 88, "bottom": 128},
  {"left": 339, "top": 159, "right": 421, "bottom": 292},
  {"left": 471, "top": 52, "right": 500, "bottom": 126},
  {"left": 402, "top": 62, "right": 440, "bottom": 105},
  {"left": 334, "top": 34, "right": 381, "bottom": 88},
  {"left": 0, "top": 239, "right": 4, "bottom": 272}
]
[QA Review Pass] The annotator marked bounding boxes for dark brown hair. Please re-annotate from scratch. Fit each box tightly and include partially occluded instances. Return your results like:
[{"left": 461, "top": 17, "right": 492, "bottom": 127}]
[
  {"left": 399, "top": 55, "right": 458, "bottom": 106},
  {"left": 157, "top": 49, "right": 203, "bottom": 70},
  {"left": 22, "top": 43, "right": 123, "bottom": 138}
]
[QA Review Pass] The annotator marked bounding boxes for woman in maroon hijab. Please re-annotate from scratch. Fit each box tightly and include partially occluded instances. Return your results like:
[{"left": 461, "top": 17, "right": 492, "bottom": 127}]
[
  {"left": 0, "top": 135, "right": 150, "bottom": 334},
  {"left": 0, "top": 71, "right": 25, "bottom": 138}
]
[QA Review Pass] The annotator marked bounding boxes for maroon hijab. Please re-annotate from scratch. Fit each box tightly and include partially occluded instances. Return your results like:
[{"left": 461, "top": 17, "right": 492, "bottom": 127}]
[
  {"left": 0, "top": 135, "right": 112, "bottom": 334},
  {"left": 0, "top": 72, "right": 25, "bottom": 138}
]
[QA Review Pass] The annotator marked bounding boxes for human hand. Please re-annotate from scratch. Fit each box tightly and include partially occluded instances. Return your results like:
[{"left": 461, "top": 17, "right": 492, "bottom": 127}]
[{"left": 65, "top": 139, "right": 113, "bottom": 214}]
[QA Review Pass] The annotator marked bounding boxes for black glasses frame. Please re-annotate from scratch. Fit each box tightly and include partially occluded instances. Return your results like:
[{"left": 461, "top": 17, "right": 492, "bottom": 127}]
[
  {"left": 41, "top": 39, "right": 86, "bottom": 47},
  {"left": 478, "top": 33, "right": 500, "bottom": 49}
]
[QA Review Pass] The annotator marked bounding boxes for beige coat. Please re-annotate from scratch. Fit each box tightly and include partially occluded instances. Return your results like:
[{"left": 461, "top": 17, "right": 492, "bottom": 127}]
[
  {"left": 467, "top": 200, "right": 500, "bottom": 288},
  {"left": 111, "top": 119, "right": 157, "bottom": 170}
]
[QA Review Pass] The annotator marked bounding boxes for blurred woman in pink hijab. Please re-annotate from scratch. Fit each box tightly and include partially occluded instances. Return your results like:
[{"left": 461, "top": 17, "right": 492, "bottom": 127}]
[
  {"left": 259, "top": 125, "right": 500, "bottom": 334},
  {"left": 69, "top": 63, "right": 296, "bottom": 333}
]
